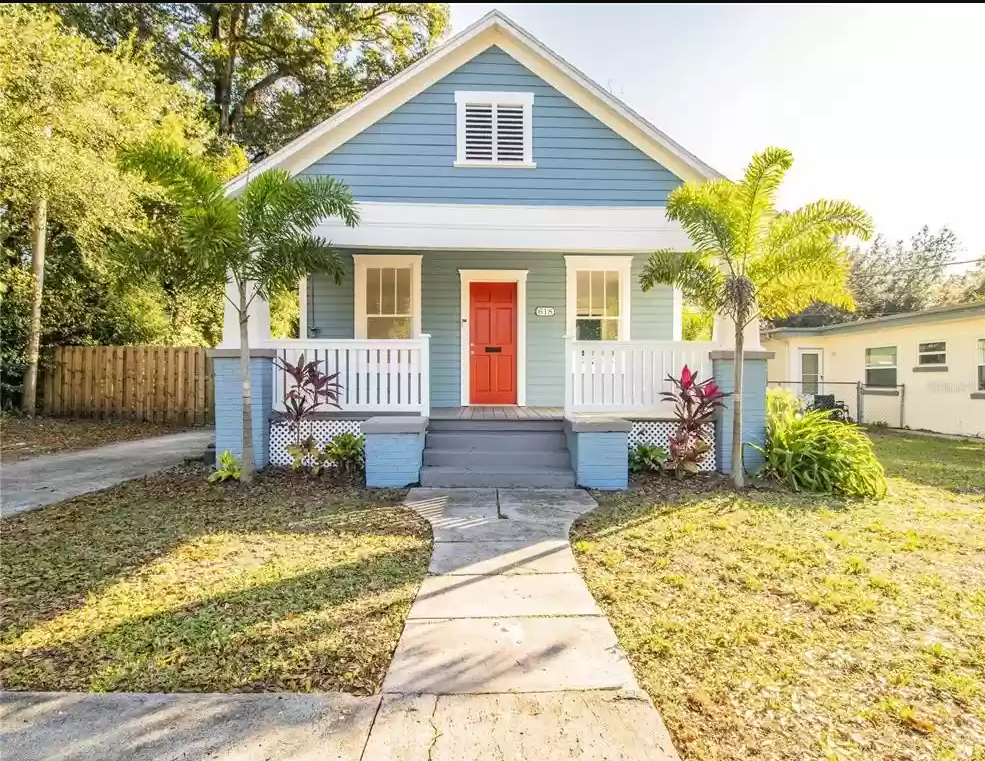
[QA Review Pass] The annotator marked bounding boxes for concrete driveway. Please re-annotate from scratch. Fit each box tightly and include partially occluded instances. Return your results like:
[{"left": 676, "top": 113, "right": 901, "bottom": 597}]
[{"left": 0, "top": 430, "right": 214, "bottom": 518}]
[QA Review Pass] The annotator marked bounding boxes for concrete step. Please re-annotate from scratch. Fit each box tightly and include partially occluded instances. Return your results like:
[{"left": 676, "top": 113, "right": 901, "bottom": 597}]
[
  {"left": 420, "top": 465, "right": 577, "bottom": 489},
  {"left": 428, "top": 419, "right": 563, "bottom": 433},
  {"left": 423, "top": 448, "right": 571, "bottom": 468},
  {"left": 425, "top": 431, "right": 567, "bottom": 452}
]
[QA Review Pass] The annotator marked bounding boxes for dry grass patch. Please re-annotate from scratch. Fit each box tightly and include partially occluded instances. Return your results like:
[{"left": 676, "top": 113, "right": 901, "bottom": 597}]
[
  {"left": 572, "top": 432, "right": 985, "bottom": 761},
  {"left": 1, "top": 466, "right": 430, "bottom": 694},
  {"left": 1, "top": 415, "right": 193, "bottom": 462}
]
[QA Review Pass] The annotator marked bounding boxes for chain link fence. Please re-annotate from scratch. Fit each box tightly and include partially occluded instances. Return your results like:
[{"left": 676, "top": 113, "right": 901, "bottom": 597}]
[{"left": 767, "top": 380, "right": 906, "bottom": 428}]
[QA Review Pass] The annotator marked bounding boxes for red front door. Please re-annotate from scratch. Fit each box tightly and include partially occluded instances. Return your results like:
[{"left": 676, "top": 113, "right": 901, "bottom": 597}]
[{"left": 469, "top": 282, "right": 517, "bottom": 404}]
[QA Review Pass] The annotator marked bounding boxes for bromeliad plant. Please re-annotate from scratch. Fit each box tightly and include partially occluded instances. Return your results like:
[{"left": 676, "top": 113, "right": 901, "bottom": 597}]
[
  {"left": 629, "top": 443, "right": 668, "bottom": 474},
  {"left": 662, "top": 365, "right": 728, "bottom": 478}
]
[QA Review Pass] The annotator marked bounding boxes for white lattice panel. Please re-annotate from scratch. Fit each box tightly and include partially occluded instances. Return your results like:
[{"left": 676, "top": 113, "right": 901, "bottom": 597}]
[
  {"left": 269, "top": 420, "right": 362, "bottom": 466},
  {"left": 628, "top": 421, "right": 716, "bottom": 472}
]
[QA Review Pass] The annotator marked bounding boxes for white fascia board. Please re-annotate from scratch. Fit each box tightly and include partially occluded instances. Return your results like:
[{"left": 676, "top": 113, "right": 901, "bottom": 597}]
[
  {"left": 313, "top": 202, "right": 692, "bottom": 253},
  {"left": 224, "top": 11, "right": 722, "bottom": 196}
]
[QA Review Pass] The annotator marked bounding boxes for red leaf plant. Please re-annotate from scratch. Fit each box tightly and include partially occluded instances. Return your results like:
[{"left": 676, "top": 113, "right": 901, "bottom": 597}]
[
  {"left": 660, "top": 365, "right": 729, "bottom": 478},
  {"left": 272, "top": 353, "right": 342, "bottom": 448}
]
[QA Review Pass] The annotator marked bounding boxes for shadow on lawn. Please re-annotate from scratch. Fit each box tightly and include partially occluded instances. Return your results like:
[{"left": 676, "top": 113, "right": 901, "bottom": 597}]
[
  {"left": 1, "top": 546, "right": 426, "bottom": 693},
  {"left": 1, "top": 465, "right": 426, "bottom": 652}
]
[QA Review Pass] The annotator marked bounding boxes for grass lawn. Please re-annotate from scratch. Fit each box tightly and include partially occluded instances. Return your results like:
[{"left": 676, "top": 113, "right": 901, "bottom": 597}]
[
  {"left": 1, "top": 415, "right": 194, "bottom": 462},
  {"left": 0, "top": 466, "right": 430, "bottom": 694},
  {"left": 572, "top": 431, "right": 985, "bottom": 761}
]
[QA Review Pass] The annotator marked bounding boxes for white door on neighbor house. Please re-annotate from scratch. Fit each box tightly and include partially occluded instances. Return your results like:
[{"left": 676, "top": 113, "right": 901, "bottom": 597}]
[{"left": 798, "top": 349, "right": 823, "bottom": 395}]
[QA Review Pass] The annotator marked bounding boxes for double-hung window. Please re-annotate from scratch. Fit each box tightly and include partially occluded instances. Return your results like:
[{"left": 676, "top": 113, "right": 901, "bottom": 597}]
[
  {"left": 917, "top": 341, "right": 947, "bottom": 366},
  {"left": 977, "top": 338, "right": 985, "bottom": 392},
  {"left": 455, "top": 91, "right": 534, "bottom": 168},
  {"left": 864, "top": 346, "right": 897, "bottom": 387},
  {"left": 353, "top": 255, "right": 422, "bottom": 340},
  {"left": 565, "top": 256, "right": 632, "bottom": 341}
]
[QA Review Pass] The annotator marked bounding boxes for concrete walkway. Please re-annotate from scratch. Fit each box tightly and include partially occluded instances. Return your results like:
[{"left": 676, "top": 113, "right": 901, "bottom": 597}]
[
  {"left": 362, "top": 487, "right": 680, "bottom": 760},
  {"left": 0, "top": 488, "right": 680, "bottom": 760},
  {"left": 0, "top": 430, "right": 214, "bottom": 517}
]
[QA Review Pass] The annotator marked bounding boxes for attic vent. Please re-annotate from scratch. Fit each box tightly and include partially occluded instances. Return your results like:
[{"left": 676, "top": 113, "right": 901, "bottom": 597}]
[{"left": 455, "top": 91, "right": 535, "bottom": 167}]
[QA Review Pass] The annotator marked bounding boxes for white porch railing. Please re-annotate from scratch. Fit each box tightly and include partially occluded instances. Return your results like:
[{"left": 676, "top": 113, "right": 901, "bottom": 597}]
[
  {"left": 564, "top": 339, "right": 716, "bottom": 416},
  {"left": 265, "top": 336, "right": 430, "bottom": 416}
]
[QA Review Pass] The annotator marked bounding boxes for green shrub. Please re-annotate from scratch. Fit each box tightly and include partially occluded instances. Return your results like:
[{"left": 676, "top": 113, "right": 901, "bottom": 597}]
[
  {"left": 629, "top": 443, "right": 667, "bottom": 474},
  {"left": 322, "top": 432, "right": 365, "bottom": 477},
  {"left": 209, "top": 450, "right": 242, "bottom": 483},
  {"left": 755, "top": 390, "right": 887, "bottom": 498}
]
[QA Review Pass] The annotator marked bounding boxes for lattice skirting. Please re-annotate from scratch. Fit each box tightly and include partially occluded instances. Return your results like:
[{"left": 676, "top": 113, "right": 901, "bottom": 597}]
[
  {"left": 628, "top": 421, "right": 716, "bottom": 472},
  {"left": 269, "top": 420, "right": 362, "bottom": 466}
]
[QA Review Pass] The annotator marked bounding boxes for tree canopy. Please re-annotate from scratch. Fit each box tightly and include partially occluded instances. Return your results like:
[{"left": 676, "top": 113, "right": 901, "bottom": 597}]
[
  {"left": 0, "top": 7, "right": 224, "bottom": 405},
  {"left": 0, "top": 6, "right": 215, "bottom": 253},
  {"left": 45, "top": 2, "right": 450, "bottom": 158}
]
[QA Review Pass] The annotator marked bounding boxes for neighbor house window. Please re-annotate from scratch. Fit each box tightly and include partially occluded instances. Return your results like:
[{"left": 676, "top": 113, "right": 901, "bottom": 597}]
[
  {"left": 917, "top": 341, "right": 946, "bottom": 365},
  {"left": 564, "top": 255, "right": 632, "bottom": 340},
  {"left": 353, "top": 255, "right": 422, "bottom": 339},
  {"left": 865, "top": 346, "right": 897, "bottom": 387},
  {"left": 455, "top": 91, "right": 534, "bottom": 168},
  {"left": 978, "top": 339, "right": 985, "bottom": 391}
]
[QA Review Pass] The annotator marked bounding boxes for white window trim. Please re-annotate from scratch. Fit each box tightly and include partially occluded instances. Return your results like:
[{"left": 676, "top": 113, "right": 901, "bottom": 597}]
[
  {"left": 459, "top": 269, "right": 528, "bottom": 407},
  {"left": 917, "top": 340, "right": 947, "bottom": 365},
  {"left": 353, "top": 254, "right": 423, "bottom": 339},
  {"left": 864, "top": 345, "right": 898, "bottom": 387},
  {"left": 454, "top": 91, "right": 535, "bottom": 169},
  {"left": 564, "top": 255, "right": 633, "bottom": 340}
]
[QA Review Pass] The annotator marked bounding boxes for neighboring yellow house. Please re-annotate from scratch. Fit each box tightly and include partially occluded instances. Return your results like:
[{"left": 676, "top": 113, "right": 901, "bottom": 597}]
[{"left": 762, "top": 302, "right": 985, "bottom": 438}]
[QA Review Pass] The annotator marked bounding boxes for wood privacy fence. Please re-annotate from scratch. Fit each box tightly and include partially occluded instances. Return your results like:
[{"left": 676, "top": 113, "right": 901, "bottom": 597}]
[{"left": 43, "top": 346, "right": 214, "bottom": 424}]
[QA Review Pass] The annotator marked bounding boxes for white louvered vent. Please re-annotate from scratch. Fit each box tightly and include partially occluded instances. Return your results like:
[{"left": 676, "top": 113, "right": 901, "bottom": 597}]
[
  {"left": 495, "top": 105, "right": 525, "bottom": 162},
  {"left": 464, "top": 103, "right": 494, "bottom": 161},
  {"left": 455, "top": 91, "right": 534, "bottom": 167}
]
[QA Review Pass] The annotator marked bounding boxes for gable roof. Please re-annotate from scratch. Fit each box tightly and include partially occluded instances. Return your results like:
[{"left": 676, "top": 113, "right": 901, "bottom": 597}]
[
  {"left": 765, "top": 301, "right": 985, "bottom": 339},
  {"left": 225, "top": 10, "right": 723, "bottom": 195}
]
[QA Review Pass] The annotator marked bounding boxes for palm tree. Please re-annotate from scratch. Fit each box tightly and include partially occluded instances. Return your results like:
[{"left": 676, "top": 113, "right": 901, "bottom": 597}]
[
  {"left": 640, "top": 147, "right": 872, "bottom": 487},
  {"left": 126, "top": 141, "right": 358, "bottom": 481}
]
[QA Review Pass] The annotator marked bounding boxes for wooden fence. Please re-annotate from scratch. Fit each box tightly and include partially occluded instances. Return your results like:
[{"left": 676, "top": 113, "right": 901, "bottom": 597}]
[{"left": 43, "top": 346, "right": 214, "bottom": 425}]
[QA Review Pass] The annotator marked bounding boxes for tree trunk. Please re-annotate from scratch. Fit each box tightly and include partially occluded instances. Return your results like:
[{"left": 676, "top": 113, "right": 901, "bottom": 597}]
[
  {"left": 731, "top": 321, "right": 745, "bottom": 488},
  {"left": 21, "top": 196, "right": 48, "bottom": 415},
  {"left": 238, "top": 280, "right": 255, "bottom": 482}
]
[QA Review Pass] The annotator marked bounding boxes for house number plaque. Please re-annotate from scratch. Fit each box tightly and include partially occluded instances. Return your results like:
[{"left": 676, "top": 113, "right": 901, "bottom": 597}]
[{"left": 534, "top": 307, "right": 555, "bottom": 317}]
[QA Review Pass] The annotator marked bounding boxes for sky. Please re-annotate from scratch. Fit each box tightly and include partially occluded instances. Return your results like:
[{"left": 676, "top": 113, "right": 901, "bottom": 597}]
[{"left": 449, "top": 3, "right": 985, "bottom": 264}]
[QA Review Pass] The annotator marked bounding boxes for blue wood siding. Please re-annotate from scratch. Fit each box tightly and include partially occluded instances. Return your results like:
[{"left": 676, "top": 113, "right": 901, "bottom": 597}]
[
  {"left": 308, "top": 251, "right": 675, "bottom": 407},
  {"left": 301, "top": 46, "right": 681, "bottom": 205}
]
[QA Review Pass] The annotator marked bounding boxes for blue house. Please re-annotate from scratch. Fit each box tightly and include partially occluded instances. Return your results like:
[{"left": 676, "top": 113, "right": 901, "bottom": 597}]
[{"left": 213, "top": 11, "right": 770, "bottom": 488}]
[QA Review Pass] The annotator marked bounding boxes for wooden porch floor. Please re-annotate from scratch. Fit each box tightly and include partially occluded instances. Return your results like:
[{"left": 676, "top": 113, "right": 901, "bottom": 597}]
[{"left": 430, "top": 406, "right": 564, "bottom": 421}]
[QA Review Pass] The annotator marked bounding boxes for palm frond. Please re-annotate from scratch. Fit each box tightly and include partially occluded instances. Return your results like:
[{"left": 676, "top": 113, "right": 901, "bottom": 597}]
[
  {"left": 640, "top": 250, "right": 725, "bottom": 313},
  {"left": 735, "top": 147, "right": 792, "bottom": 259},
  {"left": 251, "top": 237, "right": 346, "bottom": 297},
  {"left": 755, "top": 238, "right": 855, "bottom": 318},
  {"left": 666, "top": 181, "right": 740, "bottom": 271},
  {"left": 240, "top": 171, "right": 359, "bottom": 250},
  {"left": 765, "top": 199, "right": 873, "bottom": 255},
  {"left": 122, "top": 139, "right": 225, "bottom": 207}
]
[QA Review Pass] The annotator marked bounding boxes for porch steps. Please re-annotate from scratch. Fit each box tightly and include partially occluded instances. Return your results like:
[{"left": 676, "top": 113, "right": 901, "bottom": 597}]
[{"left": 420, "top": 419, "right": 576, "bottom": 488}]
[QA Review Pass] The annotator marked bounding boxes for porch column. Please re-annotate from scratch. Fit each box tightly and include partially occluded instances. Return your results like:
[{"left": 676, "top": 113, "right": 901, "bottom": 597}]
[
  {"left": 218, "top": 278, "right": 272, "bottom": 349},
  {"left": 207, "top": 348, "right": 276, "bottom": 468}
]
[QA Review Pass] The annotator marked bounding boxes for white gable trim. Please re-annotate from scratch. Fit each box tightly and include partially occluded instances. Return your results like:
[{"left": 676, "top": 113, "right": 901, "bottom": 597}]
[{"left": 225, "top": 11, "right": 721, "bottom": 195}]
